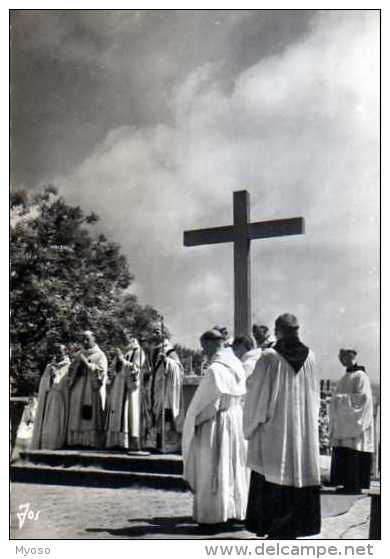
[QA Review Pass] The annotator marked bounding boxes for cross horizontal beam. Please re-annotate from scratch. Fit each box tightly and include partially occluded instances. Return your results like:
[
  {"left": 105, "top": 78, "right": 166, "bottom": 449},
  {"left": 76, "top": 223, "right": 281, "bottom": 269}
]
[
  {"left": 248, "top": 217, "right": 305, "bottom": 239},
  {"left": 183, "top": 217, "right": 304, "bottom": 247},
  {"left": 183, "top": 225, "right": 234, "bottom": 246}
]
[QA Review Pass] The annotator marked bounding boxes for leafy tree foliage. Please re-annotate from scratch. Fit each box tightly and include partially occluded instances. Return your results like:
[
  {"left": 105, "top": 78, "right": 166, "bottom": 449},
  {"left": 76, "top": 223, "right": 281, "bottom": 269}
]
[{"left": 10, "top": 186, "right": 165, "bottom": 395}]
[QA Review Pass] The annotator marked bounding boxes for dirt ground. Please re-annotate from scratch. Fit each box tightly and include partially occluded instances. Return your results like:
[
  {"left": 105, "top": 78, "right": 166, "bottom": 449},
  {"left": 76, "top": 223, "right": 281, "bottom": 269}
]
[{"left": 10, "top": 483, "right": 370, "bottom": 540}]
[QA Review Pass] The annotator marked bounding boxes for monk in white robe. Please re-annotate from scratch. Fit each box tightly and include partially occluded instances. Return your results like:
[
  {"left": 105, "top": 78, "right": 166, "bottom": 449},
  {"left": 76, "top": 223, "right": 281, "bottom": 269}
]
[
  {"left": 329, "top": 348, "right": 374, "bottom": 493},
  {"left": 244, "top": 314, "right": 321, "bottom": 539},
  {"left": 105, "top": 334, "right": 146, "bottom": 450},
  {"left": 67, "top": 330, "right": 108, "bottom": 448},
  {"left": 31, "top": 344, "right": 70, "bottom": 450},
  {"left": 183, "top": 329, "right": 249, "bottom": 531}
]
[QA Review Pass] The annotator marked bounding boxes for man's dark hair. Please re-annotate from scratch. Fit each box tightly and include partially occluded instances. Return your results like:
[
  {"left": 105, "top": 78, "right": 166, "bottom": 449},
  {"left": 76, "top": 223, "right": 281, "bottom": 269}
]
[
  {"left": 232, "top": 335, "right": 254, "bottom": 352},
  {"left": 275, "top": 314, "right": 300, "bottom": 338}
]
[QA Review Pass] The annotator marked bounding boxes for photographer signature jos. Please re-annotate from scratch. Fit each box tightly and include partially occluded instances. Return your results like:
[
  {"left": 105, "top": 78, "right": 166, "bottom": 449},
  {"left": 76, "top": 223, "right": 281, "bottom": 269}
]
[{"left": 16, "top": 503, "right": 40, "bottom": 530}]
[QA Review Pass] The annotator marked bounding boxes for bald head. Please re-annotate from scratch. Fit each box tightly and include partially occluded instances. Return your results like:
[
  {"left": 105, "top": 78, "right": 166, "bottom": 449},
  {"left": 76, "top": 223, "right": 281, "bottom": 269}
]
[
  {"left": 81, "top": 330, "right": 95, "bottom": 349},
  {"left": 54, "top": 343, "right": 68, "bottom": 361}
]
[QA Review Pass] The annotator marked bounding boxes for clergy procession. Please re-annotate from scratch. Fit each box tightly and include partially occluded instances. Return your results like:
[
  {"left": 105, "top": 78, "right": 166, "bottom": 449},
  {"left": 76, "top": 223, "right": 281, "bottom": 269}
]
[
  {"left": 31, "top": 325, "right": 184, "bottom": 455},
  {"left": 25, "top": 311, "right": 376, "bottom": 540}
]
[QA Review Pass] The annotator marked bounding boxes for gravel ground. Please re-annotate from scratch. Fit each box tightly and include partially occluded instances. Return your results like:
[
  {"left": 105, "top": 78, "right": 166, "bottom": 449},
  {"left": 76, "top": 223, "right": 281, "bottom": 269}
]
[{"left": 10, "top": 483, "right": 369, "bottom": 540}]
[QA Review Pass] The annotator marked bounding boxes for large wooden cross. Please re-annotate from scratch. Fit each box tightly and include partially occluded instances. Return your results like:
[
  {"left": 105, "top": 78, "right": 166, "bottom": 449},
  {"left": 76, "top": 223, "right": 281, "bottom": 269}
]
[{"left": 183, "top": 190, "right": 305, "bottom": 337}]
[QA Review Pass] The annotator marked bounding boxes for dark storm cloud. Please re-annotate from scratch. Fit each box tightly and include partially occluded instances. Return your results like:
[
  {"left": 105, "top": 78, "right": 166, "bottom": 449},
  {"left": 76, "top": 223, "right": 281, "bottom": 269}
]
[{"left": 10, "top": 9, "right": 316, "bottom": 187}]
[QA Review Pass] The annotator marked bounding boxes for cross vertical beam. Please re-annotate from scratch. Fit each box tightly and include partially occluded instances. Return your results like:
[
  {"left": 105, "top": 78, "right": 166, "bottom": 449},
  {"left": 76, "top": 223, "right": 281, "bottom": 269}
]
[
  {"left": 183, "top": 190, "right": 304, "bottom": 340},
  {"left": 233, "top": 191, "right": 251, "bottom": 337}
]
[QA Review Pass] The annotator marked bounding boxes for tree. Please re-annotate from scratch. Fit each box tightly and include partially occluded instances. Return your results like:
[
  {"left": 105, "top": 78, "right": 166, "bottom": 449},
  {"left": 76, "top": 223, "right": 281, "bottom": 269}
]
[{"left": 10, "top": 186, "right": 164, "bottom": 394}]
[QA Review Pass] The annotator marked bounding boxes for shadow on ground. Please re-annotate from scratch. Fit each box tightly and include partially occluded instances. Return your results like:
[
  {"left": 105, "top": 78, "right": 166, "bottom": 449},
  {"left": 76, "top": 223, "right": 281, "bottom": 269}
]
[
  {"left": 85, "top": 494, "right": 364, "bottom": 539},
  {"left": 86, "top": 516, "right": 249, "bottom": 539}
]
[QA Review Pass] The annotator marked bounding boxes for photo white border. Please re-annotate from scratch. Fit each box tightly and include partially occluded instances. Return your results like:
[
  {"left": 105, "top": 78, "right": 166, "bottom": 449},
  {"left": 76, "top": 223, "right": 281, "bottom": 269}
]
[{"left": 2, "top": 2, "right": 386, "bottom": 557}]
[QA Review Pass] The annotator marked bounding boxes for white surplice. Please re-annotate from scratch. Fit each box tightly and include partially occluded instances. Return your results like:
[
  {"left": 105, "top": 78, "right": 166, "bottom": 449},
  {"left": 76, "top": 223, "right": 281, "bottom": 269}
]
[
  {"left": 183, "top": 347, "right": 249, "bottom": 524},
  {"left": 329, "top": 369, "right": 374, "bottom": 452},
  {"left": 241, "top": 348, "right": 263, "bottom": 378},
  {"left": 243, "top": 348, "right": 320, "bottom": 488}
]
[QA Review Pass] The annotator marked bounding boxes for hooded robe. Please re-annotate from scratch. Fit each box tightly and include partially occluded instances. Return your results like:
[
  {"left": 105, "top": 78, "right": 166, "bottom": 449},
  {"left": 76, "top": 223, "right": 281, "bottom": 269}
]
[
  {"left": 183, "top": 347, "right": 249, "bottom": 524},
  {"left": 243, "top": 342, "right": 321, "bottom": 539}
]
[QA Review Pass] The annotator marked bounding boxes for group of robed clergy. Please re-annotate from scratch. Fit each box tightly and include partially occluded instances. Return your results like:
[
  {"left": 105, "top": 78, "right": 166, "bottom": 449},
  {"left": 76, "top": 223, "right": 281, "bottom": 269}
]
[
  {"left": 31, "top": 326, "right": 184, "bottom": 454},
  {"left": 30, "top": 313, "right": 375, "bottom": 539}
]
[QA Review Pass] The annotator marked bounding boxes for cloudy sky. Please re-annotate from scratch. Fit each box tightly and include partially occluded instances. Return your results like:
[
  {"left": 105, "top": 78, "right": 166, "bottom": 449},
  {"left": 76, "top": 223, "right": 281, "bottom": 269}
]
[{"left": 10, "top": 9, "right": 379, "bottom": 379}]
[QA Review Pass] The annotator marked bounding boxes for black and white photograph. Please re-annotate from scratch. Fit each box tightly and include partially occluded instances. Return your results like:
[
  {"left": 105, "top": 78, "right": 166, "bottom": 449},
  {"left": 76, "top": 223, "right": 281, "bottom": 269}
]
[{"left": 9, "top": 8, "right": 380, "bottom": 542}]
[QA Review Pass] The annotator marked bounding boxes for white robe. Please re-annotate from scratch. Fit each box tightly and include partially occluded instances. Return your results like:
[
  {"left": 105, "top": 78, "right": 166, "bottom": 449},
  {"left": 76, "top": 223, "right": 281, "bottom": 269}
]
[
  {"left": 105, "top": 342, "right": 145, "bottom": 448},
  {"left": 244, "top": 348, "right": 320, "bottom": 488},
  {"left": 241, "top": 348, "right": 262, "bottom": 378},
  {"left": 14, "top": 398, "right": 38, "bottom": 451},
  {"left": 67, "top": 344, "right": 108, "bottom": 447},
  {"left": 329, "top": 369, "right": 374, "bottom": 453},
  {"left": 31, "top": 357, "right": 70, "bottom": 450},
  {"left": 183, "top": 347, "right": 249, "bottom": 524}
]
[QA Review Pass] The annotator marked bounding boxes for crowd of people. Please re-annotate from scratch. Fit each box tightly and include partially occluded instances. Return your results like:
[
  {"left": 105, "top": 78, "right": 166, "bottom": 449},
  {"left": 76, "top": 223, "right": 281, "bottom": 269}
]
[{"left": 26, "top": 313, "right": 375, "bottom": 539}]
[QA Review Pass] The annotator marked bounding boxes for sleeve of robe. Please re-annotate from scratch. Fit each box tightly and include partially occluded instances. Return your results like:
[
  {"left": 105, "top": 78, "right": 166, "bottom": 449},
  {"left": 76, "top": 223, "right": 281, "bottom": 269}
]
[
  {"left": 89, "top": 351, "right": 108, "bottom": 409},
  {"left": 330, "top": 371, "right": 373, "bottom": 440},
  {"left": 124, "top": 347, "right": 146, "bottom": 392},
  {"left": 195, "top": 398, "right": 221, "bottom": 426},
  {"left": 165, "top": 355, "right": 184, "bottom": 422},
  {"left": 182, "top": 369, "right": 221, "bottom": 490},
  {"left": 243, "top": 351, "right": 281, "bottom": 440},
  {"left": 136, "top": 347, "right": 146, "bottom": 369},
  {"left": 89, "top": 353, "right": 108, "bottom": 382}
]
